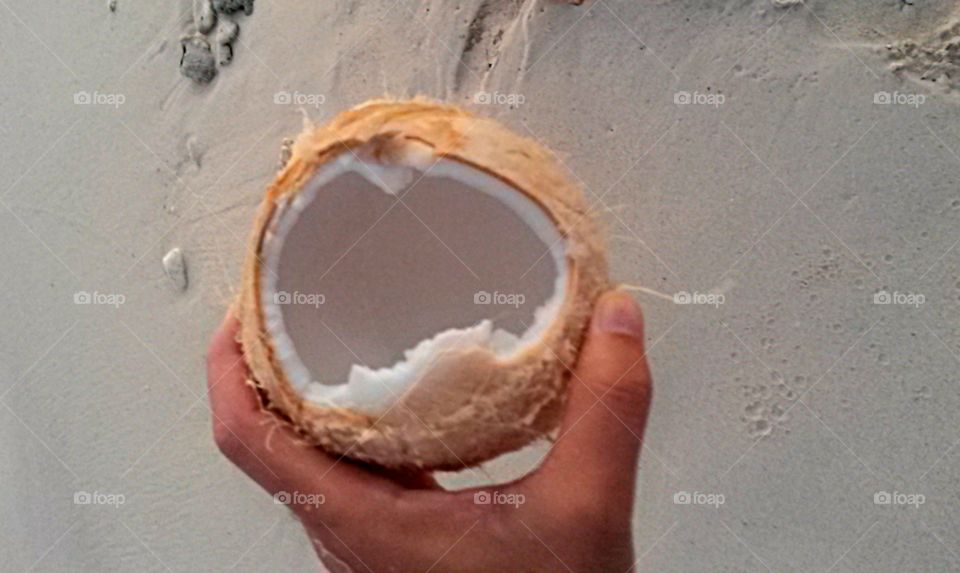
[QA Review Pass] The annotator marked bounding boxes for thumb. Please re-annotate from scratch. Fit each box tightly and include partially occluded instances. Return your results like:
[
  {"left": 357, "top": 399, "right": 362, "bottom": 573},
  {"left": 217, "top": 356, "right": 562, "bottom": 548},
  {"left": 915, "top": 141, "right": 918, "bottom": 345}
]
[{"left": 525, "top": 290, "right": 653, "bottom": 505}]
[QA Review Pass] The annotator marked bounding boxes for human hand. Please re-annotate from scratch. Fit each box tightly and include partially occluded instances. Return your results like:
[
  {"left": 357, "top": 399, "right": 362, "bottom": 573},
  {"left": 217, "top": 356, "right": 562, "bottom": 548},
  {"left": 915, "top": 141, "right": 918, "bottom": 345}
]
[{"left": 206, "top": 290, "right": 653, "bottom": 572}]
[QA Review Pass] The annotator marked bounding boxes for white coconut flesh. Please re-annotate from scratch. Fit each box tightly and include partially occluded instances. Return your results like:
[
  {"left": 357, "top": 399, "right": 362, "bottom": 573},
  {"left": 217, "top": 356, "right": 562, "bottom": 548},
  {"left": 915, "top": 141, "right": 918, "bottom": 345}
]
[{"left": 259, "top": 152, "right": 568, "bottom": 415}]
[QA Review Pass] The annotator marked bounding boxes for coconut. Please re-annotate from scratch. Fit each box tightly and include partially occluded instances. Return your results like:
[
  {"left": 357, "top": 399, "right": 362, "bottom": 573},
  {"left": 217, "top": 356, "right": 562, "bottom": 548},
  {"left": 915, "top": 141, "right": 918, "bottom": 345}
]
[{"left": 238, "top": 99, "right": 608, "bottom": 471}]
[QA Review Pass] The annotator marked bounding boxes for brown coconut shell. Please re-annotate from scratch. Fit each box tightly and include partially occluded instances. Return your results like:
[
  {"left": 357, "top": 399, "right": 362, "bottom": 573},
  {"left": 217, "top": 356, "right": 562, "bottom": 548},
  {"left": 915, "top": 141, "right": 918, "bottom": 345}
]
[{"left": 238, "top": 98, "right": 608, "bottom": 471}]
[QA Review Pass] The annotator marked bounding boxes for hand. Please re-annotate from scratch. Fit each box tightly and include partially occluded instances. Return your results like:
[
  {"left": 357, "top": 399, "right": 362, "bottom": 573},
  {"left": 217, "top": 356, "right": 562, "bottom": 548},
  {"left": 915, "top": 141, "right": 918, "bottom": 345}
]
[{"left": 206, "top": 290, "right": 653, "bottom": 572}]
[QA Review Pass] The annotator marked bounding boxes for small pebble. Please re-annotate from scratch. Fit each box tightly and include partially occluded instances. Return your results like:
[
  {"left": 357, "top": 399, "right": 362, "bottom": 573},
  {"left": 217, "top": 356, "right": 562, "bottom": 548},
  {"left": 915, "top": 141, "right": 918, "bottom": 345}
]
[
  {"left": 212, "top": 0, "right": 254, "bottom": 16},
  {"left": 108, "top": 0, "right": 117, "bottom": 12},
  {"left": 216, "top": 18, "right": 239, "bottom": 44},
  {"left": 217, "top": 43, "right": 234, "bottom": 66},
  {"left": 194, "top": 0, "right": 217, "bottom": 34},
  {"left": 162, "top": 248, "right": 189, "bottom": 291},
  {"left": 180, "top": 36, "right": 217, "bottom": 84},
  {"left": 215, "top": 19, "right": 239, "bottom": 66}
]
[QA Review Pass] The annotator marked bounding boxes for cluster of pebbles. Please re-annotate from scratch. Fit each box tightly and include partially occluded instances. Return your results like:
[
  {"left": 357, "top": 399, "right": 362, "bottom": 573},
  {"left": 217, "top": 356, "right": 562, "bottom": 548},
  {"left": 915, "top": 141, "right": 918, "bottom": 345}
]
[
  {"left": 885, "top": 17, "right": 960, "bottom": 92},
  {"left": 180, "top": 0, "right": 254, "bottom": 83}
]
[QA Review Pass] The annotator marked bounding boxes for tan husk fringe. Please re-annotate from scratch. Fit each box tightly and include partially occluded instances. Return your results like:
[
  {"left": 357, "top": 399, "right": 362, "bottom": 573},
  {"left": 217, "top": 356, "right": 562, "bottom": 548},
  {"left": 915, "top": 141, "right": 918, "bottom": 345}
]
[{"left": 238, "top": 98, "right": 608, "bottom": 471}]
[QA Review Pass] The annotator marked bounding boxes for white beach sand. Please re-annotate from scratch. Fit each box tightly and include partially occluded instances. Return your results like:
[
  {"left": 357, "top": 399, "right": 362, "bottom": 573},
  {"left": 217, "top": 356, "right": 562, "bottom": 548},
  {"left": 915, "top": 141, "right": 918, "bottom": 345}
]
[{"left": 2, "top": 0, "right": 959, "bottom": 570}]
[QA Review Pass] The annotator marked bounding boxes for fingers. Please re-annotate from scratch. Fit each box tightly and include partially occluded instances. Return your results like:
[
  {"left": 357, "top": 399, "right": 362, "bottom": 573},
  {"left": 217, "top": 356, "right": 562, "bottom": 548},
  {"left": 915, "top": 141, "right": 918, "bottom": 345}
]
[
  {"left": 205, "top": 312, "right": 405, "bottom": 521},
  {"left": 206, "top": 313, "right": 258, "bottom": 413},
  {"left": 523, "top": 290, "right": 653, "bottom": 510},
  {"left": 206, "top": 313, "right": 277, "bottom": 460}
]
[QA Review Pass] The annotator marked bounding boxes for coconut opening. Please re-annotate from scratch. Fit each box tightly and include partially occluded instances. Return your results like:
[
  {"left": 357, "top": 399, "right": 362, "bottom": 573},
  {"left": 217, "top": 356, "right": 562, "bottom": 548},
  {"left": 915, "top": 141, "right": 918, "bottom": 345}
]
[{"left": 260, "top": 150, "right": 567, "bottom": 414}]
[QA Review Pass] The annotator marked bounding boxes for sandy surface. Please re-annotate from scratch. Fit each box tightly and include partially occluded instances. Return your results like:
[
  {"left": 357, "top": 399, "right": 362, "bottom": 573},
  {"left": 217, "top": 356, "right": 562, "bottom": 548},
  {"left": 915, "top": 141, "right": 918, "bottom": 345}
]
[{"left": 2, "top": 0, "right": 960, "bottom": 571}]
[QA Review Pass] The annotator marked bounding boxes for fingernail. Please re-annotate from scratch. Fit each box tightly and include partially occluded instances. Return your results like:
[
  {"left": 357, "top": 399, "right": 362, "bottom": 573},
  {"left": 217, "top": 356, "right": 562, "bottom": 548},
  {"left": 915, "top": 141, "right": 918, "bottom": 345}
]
[{"left": 595, "top": 290, "right": 644, "bottom": 339}]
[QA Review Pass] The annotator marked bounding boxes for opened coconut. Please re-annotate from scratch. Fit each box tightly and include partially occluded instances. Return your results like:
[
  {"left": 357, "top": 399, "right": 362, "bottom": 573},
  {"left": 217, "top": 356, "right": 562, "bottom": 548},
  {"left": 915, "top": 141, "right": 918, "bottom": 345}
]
[{"left": 238, "top": 99, "right": 608, "bottom": 471}]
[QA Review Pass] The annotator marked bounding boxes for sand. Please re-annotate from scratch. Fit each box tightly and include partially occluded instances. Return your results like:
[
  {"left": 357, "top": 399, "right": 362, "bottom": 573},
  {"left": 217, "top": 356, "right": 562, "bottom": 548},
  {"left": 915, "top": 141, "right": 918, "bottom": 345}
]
[{"left": 1, "top": 0, "right": 959, "bottom": 571}]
